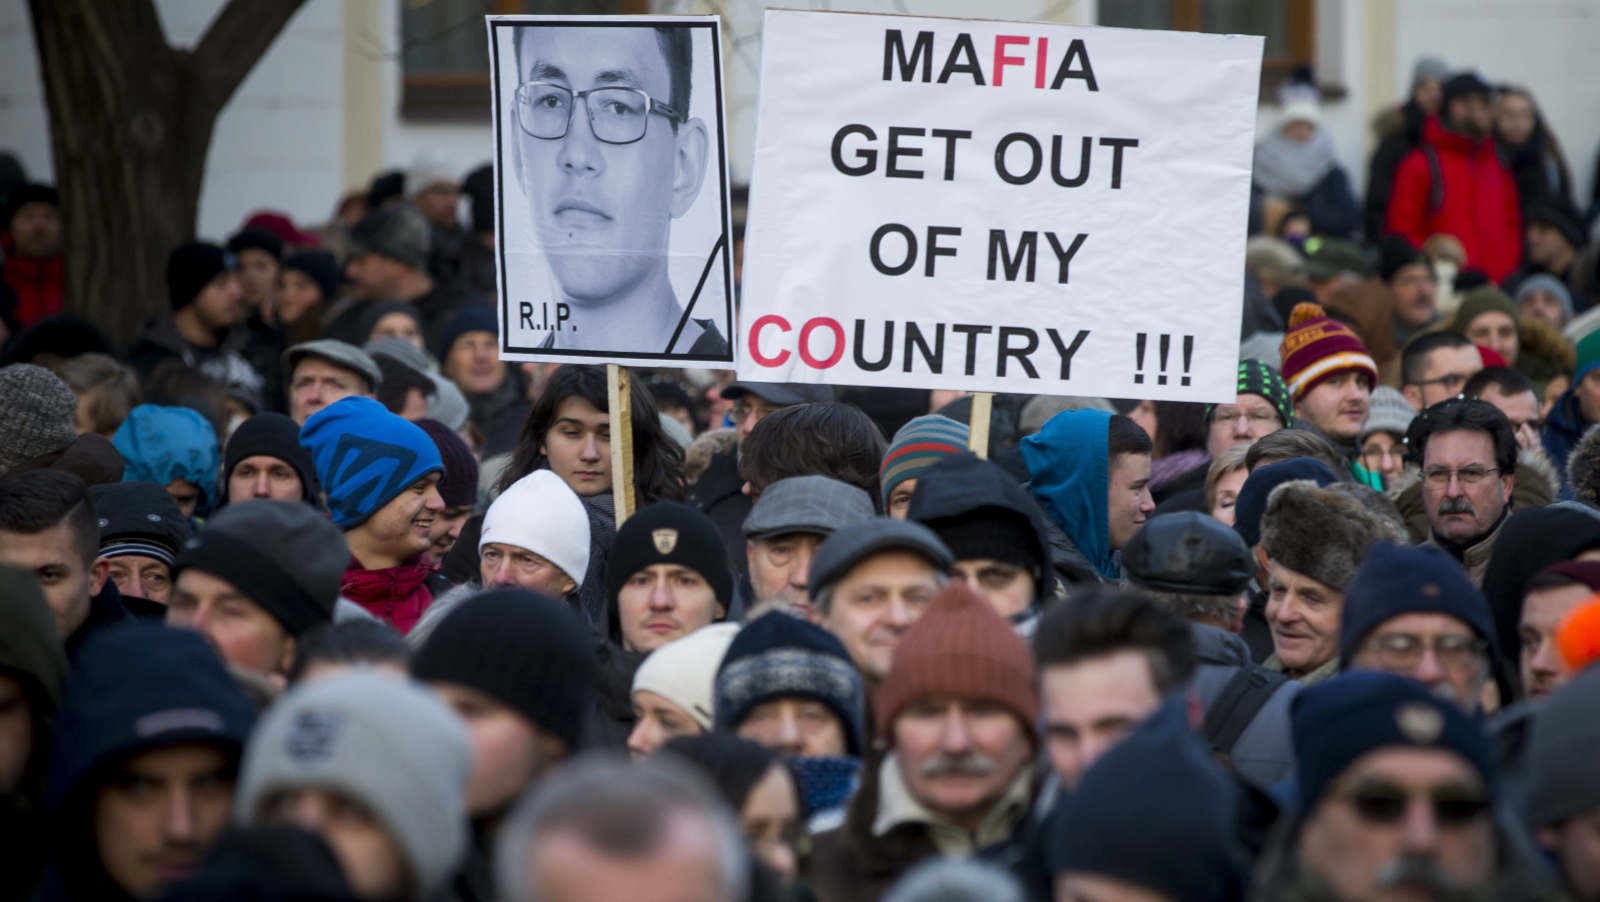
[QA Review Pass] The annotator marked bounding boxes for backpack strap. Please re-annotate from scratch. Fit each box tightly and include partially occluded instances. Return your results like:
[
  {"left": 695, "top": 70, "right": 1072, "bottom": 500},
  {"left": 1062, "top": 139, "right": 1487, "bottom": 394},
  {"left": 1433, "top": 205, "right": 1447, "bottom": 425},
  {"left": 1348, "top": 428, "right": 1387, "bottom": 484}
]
[
  {"left": 1202, "top": 666, "right": 1291, "bottom": 756},
  {"left": 1423, "top": 144, "right": 1445, "bottom": 215}
]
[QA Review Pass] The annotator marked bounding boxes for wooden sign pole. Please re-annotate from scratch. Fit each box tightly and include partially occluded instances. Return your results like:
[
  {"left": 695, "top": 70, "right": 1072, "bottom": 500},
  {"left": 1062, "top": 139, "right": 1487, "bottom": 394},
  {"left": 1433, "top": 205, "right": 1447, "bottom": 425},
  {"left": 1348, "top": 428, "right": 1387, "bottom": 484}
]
[
  {"left": 607, "top": 364, "right": 636, "bottom": 524},
  {"left": 967, "top": 391, "right": 992, "bottom": 460}
]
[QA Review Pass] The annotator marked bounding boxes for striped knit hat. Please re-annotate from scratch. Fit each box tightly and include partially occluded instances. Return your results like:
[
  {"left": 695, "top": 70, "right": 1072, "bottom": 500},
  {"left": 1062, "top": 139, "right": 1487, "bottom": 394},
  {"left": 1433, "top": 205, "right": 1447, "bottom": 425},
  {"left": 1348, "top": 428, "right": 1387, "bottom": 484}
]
[
  {"left": 1278, "top": 303, "right": 1378, "bottom": 401},
  {"left": 879, "top": 414, "right": 970, "bottom": 505},
  {"left": 875, "top": 582, "right": 1038, "bottom": 747}
]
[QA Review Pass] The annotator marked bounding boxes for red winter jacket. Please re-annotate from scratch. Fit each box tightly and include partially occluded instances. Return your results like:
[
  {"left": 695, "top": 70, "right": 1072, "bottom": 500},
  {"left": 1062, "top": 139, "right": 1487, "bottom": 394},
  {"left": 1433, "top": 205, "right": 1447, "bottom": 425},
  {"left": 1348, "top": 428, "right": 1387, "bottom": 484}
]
[
  {"left": 1385, "top": 117, "right": 1522, "bottom": 282},
  {"left": 341, "top": 555, "right": 434, "bottom": 634}
]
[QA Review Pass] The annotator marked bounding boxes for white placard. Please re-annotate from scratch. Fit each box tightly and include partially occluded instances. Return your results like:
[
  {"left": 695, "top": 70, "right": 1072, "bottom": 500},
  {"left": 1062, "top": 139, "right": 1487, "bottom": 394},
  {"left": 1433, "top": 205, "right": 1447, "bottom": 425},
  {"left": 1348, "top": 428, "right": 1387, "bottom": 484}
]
[
  {"left": 738, "top": 11, "right": 1262, "bottom": 400},
  {"left": 488, "top": 16, "right": 736, "bottom": 368}
]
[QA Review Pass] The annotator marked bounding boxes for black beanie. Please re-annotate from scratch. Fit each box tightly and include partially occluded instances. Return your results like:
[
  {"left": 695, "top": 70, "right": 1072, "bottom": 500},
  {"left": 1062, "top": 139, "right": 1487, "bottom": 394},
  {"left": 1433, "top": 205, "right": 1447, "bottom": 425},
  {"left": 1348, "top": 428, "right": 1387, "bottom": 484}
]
[
  {"left": 605, "top": 501, "right": 735, "bottom": 608},
  {"left": 922, "top": 508, "right": 1043, "bottom": 576},
  {"left": 166, "top": 241, "right": 232, "bottom": 311},
  {"left": 222, "top": 412, "right": 320, "bottom": 505},
  {"left": 412, "top": 588, "right": 596, "bottom": 753},
  {"left": 1376, "top": 234, "right": 1430, "bottom": 283},
  {"left": 416, "top": 419, "right": 478, "bottom": 509},
  {"left": 227, "top": 228, "right": 284, "bottom": 262},
  {"left": 174, "top": 501, "right": 347, "bottom": 636},
  {"left": 282, "top": 250, "right": 341, "bottom": 303}
]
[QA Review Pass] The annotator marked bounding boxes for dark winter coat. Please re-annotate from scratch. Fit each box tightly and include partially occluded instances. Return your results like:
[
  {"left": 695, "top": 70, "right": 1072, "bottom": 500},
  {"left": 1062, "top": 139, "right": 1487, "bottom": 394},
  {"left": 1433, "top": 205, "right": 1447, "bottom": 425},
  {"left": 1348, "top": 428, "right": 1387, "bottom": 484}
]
[
  {"left": 1190, "top": 623, "right": 1301, "bottom": 791},
  {"left": 686, "top": 449, "right": 753, "bottom": 579}
]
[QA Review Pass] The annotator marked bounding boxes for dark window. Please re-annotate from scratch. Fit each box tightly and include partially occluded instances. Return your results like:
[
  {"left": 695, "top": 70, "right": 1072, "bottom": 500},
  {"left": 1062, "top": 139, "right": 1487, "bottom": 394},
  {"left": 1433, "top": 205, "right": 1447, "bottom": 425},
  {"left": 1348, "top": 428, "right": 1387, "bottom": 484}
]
[
  {"left": 401, "top": 0, "right": 647, "bottom": 121},
  {"left": 1098, "top": 0, "right": 1321, "bottom": 100}
]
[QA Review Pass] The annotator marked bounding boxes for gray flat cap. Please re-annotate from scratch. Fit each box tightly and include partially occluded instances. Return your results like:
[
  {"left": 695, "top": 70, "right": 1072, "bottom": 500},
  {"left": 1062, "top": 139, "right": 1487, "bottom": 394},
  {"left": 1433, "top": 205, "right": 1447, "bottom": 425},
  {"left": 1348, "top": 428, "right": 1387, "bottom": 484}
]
[
  {"left": 283, "top": 339, "right": 383, "bottom": 391},
  {"left": 744, "top": 475, "right": 875, "bottom": 540},
  {"left": 808, "top": 517, "right": 952, "bottom": 599}
]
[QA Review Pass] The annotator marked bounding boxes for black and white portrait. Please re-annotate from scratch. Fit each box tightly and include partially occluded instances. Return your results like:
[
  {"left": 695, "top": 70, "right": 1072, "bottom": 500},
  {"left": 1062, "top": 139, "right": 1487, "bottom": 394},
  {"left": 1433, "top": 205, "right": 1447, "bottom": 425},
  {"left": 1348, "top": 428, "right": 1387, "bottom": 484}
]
[{"left": 490, "top": 17, "right": 734, "bottom": 367}]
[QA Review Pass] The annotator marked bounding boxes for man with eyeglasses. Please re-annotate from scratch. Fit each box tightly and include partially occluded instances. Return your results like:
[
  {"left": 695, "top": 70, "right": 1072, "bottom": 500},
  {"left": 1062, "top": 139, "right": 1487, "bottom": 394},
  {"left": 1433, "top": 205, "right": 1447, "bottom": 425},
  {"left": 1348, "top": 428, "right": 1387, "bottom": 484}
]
[
  {"left": 1400, "top": 331, "right": 1482, "bottom": 411},
  {"left": 1203, "top": 358, "right": 1292, "bottom": 460},
  {"left": 1408, "top": 399, "right": 1517, "bottom": 585},
  {"left": 1338, "top": 542, "right": 1499, "bottom": 712},
  {"left": 510, "top": 24, "right": 725, "bottom": 357},
  {"left": 1255, "top": 671, "right": 1529, "bottom": 902}
]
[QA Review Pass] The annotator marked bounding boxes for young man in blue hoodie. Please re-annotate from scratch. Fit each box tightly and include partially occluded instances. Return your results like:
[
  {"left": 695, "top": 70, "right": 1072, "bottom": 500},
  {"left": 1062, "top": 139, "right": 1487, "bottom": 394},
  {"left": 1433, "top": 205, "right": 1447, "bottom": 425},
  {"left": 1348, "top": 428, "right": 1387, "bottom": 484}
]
[{"left": 1021, "top": 410, "right": 1155, "bottom": 581}]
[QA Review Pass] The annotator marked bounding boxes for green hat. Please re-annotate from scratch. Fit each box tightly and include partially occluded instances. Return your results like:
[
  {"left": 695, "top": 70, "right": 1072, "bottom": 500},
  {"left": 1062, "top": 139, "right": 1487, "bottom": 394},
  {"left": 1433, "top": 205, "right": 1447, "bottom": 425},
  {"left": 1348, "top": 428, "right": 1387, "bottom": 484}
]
[
  {"left": 1576, "top": 331, "right": 1600, "bottom": 385},
  {"left": 1208, "top": 359, "right": 1293, "bottom": 426},
  {"left": 1304, "top": 238, "right": 1367, "bottom": 282},
  {"left": 1453, "top": 286, "right": 1519, "bottom": 336}
]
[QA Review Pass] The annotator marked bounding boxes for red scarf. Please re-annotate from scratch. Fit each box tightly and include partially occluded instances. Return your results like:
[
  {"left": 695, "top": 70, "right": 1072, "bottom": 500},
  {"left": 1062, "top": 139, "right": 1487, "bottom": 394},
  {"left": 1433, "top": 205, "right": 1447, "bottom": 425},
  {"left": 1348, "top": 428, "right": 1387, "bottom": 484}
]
[{"left": 341, "top": 556, "right": 434, "bottom": 634}]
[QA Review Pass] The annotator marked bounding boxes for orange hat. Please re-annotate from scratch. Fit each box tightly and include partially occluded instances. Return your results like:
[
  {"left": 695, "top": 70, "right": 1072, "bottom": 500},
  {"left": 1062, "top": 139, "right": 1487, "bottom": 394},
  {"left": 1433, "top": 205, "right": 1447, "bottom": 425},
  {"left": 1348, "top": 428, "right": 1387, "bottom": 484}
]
[
  {"left": 874, "top": 582, "right": 1038, "bottom": 747},
  {"left": 1556, "top": 596, "right": 1600, "bottom": 671}
]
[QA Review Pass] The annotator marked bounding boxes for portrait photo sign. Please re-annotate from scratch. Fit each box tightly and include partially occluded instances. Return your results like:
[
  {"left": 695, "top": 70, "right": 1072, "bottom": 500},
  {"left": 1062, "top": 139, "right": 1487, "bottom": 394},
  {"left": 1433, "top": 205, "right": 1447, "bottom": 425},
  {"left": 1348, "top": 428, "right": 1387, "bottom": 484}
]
[
  {"left": 488, "top": 15, "right": 736, "bottom": 368},
  {"left": 738, "top": 10, "right": 1263, "bottom": 400}
]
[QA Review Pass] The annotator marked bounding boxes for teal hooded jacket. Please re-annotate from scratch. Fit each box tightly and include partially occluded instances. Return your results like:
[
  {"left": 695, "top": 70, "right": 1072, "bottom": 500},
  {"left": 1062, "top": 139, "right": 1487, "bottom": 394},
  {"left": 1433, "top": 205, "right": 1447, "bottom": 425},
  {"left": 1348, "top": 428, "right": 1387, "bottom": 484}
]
[{"left": 1021, "top": 409, "right": 1118, "bottom": 580}]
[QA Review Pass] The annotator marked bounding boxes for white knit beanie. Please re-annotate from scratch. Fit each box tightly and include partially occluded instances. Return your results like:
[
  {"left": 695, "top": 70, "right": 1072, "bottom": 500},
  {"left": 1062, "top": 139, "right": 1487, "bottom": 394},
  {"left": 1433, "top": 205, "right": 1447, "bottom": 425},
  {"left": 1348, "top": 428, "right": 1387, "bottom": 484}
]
[
  {"left": 631, "top": 623, "right": 741, "bottom": 729},
  {"left": 479, "top": 470, "right": 591, "bottom": 587}
]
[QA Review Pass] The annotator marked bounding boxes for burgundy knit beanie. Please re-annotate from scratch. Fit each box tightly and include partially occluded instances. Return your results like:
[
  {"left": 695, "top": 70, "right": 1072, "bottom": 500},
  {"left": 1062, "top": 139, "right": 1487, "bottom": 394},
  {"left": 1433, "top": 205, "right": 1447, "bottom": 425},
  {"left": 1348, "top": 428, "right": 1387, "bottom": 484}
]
[{"left": 874, "top": 582, "right": 1039, "bottom": 747}]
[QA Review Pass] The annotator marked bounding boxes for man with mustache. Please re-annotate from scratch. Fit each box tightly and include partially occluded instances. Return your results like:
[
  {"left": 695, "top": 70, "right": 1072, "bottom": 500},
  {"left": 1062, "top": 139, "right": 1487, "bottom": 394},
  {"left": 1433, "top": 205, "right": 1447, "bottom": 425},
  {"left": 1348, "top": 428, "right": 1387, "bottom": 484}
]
[
  {"left": 1410, "top": 399, "right": 1518, "bottom": 584},
  {"left": 511, "top": 23, "right": 726, "bottom": 357},
  {"left": 807, "top": 583, "right": 1039, "bottom": 901},
  {"left": 1278, "top": 301, "right": 1380, "bottom": 482},
  {"left": 1254, "top": 671, "right": 1545, "bottom": 902}
]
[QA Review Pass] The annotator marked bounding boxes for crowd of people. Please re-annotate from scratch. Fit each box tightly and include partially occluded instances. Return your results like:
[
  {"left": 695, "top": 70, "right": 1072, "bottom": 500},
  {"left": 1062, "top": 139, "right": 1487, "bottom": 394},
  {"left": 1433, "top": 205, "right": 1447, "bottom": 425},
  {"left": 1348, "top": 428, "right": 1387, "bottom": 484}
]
[{"left": 1, "top": 54, "right": 1600, "bottom": 902}]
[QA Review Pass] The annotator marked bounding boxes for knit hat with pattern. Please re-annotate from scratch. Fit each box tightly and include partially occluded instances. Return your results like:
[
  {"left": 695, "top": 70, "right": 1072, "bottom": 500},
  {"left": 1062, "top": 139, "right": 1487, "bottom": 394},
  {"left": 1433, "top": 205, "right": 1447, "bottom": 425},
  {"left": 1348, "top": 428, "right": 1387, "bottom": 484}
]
[
  {"left": 874, "top": 582, "right": 1038, "bottom": 748},
  {"left": 1278, "top": 303, "right": 1378, "bottom": 401},
  {"left": 715, "top": 612, "right": 865, "bottom": 756},
  {"left": 1219, "top": 358, "right": 1294, "bottom": 427},
  {"left": 0, "top": 363, "right": 78, "bottom": 476}
]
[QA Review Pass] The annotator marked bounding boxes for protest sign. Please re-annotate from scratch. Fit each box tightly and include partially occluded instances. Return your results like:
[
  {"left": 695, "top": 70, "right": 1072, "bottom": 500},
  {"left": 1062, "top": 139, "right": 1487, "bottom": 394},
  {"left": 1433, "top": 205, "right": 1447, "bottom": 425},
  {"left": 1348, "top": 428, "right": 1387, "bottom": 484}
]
[
  {"left": 487, "top": 15, "right": 737, "bottom": 369},
  {"left": 738, "top": 11, "right": 1263, "bottom": 401}
]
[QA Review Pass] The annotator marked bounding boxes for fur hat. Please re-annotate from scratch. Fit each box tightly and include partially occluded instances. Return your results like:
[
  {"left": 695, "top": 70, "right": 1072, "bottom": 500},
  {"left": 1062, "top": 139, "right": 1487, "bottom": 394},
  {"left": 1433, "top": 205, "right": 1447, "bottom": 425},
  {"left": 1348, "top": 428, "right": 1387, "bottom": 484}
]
[
  {"left": 1259, "top": 479, "right": 1388, "bottom": 591},
  {"left": 1568, "top": 424, "right": 1600, "bottom": 509}
]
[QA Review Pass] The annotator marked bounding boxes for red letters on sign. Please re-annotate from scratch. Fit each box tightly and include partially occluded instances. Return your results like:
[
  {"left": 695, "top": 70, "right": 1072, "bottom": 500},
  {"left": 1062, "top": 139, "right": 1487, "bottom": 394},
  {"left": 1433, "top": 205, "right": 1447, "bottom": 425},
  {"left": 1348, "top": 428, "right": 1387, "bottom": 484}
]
[
  {"left": 993, "top": 35, "right": 1028, "bottom": 87},
  {"left": 798, "top": 318, "right": 846, "bottom": 369},
  {"left": 749, "top": 314, "right": 791, "bottom": 367}
]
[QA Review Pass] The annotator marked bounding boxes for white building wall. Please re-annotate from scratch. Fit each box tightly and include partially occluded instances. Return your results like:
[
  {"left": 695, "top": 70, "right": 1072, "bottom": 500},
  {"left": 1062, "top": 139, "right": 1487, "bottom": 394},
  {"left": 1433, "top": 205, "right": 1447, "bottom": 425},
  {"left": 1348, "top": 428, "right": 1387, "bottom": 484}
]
[{"left": 1, "top": 0, "right": 1596, "bottom": 242}]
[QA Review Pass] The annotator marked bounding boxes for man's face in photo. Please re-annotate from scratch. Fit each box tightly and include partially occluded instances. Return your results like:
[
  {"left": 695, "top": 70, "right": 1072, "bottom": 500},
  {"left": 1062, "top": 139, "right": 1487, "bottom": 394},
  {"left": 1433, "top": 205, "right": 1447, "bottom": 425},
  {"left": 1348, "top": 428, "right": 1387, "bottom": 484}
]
[{"left": 514, "top": 26, "right": 708, "bottom": 308}]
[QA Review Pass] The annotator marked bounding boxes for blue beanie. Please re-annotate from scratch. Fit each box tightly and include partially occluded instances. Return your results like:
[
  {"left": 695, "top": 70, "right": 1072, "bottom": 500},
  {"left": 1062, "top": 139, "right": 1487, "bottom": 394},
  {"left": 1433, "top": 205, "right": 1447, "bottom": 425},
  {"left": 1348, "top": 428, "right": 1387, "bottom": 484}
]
[
  {"left": 299, "top": 396, "right": 443, "bottom": 529},
  {"left": 1290, "top": 671, "right": 1493, "bottom": 819},
  {"left": 1233, "top": 456, "right": 1338, "bottom": 548},
  {"left": 431, "top": 305, "right": 499, "bottom": 361},
  {"left": 1049, "top": 697, "right": 1245, "bottom": 902},
  {"left": 49, "top": 624, "right": 255, "bottom": 808},
  {"left": 1339, "top": 542, "right": 1497, "bottom": 663}
]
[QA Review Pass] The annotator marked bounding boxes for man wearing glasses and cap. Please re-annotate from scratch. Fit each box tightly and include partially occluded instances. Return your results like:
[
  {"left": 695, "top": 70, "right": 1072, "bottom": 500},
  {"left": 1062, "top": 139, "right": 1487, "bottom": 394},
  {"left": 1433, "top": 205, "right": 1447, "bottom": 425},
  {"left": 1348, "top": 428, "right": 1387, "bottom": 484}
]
[{"left": 510, "top": 24, "right": 727, "bottom": 357}]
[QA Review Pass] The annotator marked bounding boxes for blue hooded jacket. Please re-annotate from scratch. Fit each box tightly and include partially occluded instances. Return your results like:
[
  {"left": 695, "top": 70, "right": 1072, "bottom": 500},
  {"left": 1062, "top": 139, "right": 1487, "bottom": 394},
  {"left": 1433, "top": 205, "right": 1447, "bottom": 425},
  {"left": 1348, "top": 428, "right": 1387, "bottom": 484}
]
[
  {"left": 1022, "top": 408, "right": 1117, "bottom": 579},
  {"left": 112, "top": 404, "right": 220, "bottom": 511}
]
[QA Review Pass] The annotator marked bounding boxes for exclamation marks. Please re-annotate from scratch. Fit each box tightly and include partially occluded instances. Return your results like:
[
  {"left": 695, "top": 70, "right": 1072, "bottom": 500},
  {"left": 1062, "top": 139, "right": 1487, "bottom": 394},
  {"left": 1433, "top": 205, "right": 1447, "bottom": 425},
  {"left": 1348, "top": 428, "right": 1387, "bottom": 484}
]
[{"left": 1132, "top": 333, "right": 1195, "bottom": 388}]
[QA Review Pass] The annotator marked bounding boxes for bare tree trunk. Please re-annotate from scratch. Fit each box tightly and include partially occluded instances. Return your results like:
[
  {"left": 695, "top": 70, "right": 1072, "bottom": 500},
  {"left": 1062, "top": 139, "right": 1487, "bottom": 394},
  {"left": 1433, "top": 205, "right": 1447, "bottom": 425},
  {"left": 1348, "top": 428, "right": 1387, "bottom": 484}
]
[{"left": 27, "top": 0, "right": 307, "bottom": 346}]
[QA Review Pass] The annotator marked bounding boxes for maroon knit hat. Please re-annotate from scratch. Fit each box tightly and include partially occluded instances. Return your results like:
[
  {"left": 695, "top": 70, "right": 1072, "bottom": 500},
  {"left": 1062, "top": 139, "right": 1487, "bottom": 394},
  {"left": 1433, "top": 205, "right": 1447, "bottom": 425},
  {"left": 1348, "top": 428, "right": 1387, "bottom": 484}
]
[
  {"left": 874, "top": 582, "right": 1039, "bottom": 747},
  {"left": 416, "top": 418, "right": 478, "bottom": 509},
  {"left": 1278, "top": 302, "right": 1378, "bottom": 402}
]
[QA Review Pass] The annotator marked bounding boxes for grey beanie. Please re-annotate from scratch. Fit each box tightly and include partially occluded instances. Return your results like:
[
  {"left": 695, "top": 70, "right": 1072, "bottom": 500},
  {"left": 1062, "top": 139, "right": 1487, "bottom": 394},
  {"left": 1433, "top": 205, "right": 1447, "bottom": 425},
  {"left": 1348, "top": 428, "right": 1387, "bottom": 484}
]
[
  {"left": 350, "top": 206, "right": 431, "bottom": 270},
  {"left": 1361, "top": 386, "right": 1416, "bottom": 442},
  {"left": 235, "top": 671, "right": 471, "bottom": 899},
  {"left": 1526, "top": 665, "right": 1600, "bottom": 827},
  {"left": 1515, "top": 273, "right": 1575, "bottom": 323},
  {"left": 0, "top": 364, "right": 79, "bottom": 476},
  {"left": 174, "top": 500, "right": 350, "bottom": 636}
]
